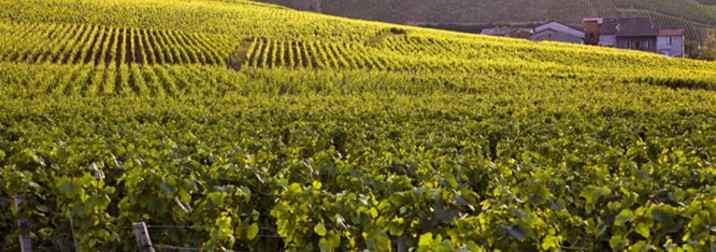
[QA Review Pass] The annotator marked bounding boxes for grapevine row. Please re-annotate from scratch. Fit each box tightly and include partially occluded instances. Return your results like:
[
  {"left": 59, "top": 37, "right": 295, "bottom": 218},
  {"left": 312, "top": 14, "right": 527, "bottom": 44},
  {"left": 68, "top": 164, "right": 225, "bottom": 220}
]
[{"left": 0, "top": 21, "right": 232, "bottom": 66}]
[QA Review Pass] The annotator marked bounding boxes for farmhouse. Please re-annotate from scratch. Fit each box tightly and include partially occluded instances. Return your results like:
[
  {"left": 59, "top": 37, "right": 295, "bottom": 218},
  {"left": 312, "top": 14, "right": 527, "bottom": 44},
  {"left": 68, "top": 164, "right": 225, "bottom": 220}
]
[
  {"left": 529, "top": 22, "right": 584, "bottom": 44},
  {"left": 583, "top": 17, "right": 684, "bottom": 57}
]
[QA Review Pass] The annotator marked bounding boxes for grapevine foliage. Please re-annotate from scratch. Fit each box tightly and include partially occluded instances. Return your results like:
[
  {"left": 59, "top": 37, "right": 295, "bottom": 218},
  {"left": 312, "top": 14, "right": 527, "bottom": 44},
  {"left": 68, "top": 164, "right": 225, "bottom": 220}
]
[{"left": 1, "top": 0, "right": 716, "bottom": 251}]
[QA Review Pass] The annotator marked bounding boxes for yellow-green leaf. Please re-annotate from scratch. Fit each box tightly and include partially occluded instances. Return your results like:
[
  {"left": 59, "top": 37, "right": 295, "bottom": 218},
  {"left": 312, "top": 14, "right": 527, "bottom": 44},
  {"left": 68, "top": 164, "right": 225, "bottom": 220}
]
[
  {"left": 319, "top": 238, "right": 331, "bottom": 252},
  {"left": 369, "top": 207, "right": 378, "bottom": 219},
  {"left": 418, "top": 232, "right": 433, "bottom": 248},
  {"left": 314, "top": 223, "right": 327, "bottom": 237},
  {"left": 542, "top": 235, "right": 561, "bottom": 250},
  {"left": 247, "top": 223, "right": 259, "bottom": 240},
  {"left": 636, "top": 222, "right": 650, "bottom": 238},
  {"left": 609, "top": 235, "right": 627, "bottom": 251}
]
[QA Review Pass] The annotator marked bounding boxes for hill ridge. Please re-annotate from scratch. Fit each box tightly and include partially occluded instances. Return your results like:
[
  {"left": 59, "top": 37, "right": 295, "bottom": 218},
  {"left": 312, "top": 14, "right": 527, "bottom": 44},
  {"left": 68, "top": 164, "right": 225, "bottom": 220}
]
[{"left": 257, "top": 0, "right": 716, "bottom": 43}]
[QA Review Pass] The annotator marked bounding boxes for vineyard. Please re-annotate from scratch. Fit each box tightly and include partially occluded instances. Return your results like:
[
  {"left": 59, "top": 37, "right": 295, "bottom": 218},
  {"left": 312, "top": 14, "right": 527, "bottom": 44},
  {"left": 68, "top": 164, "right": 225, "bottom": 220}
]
[
  {"left": 0, "top": 22, "right": 233, "bottom": 66},
  {"left": 546, "top": 0, "right": 595, "bottom": 25},
  {"left": 612, "top": 0, "right": 715, "bottom": 25},
  {"left": 2, "top": 0, "right": 716, "bottom": 251},
  {"left": 591, "top": 0, "right": 621, "bottom": 17}
]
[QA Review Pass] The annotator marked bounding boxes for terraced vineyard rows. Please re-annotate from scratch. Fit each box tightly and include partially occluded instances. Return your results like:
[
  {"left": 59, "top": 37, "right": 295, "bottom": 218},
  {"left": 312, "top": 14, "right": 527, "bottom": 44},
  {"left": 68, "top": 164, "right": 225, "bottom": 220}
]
[
  {"left": 621, "top": 9, "right": 716, "bottom": 42},
  {"left": 2, "top": 20, "right": 714, "bottom": 98},
  {"left": 0, "top": 22, "right": 498, "bottom": 72},
  {"left": 0, "top": 22, "right": 233, "bottom": 66},
  {"left": 242, "top": 39, "right": 356, "bottom": 70},
  {"left": 590, "top": 0, "right": 621, "bottom": 17},
  {"left": 0, "top": 62, "right": 251, "bottom": 97},
  {"left": 243, "top": 39, "right": 377, "bottom": 69},
  {"left": 613, "top": 0, "right": 716, "bottom": 24},
  {"left": 548, "top": 0, "right": 594, "bottom": 25},
  {"left": 0, "top": 24, "right": 534, "bottom": 74}
]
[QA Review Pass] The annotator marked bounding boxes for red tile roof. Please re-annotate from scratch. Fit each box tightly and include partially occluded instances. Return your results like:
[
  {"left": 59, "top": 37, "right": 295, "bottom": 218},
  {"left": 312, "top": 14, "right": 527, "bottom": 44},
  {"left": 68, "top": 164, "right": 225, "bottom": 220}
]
[{"left": 658, "top": 29, "right": 684, "bottom": 36}]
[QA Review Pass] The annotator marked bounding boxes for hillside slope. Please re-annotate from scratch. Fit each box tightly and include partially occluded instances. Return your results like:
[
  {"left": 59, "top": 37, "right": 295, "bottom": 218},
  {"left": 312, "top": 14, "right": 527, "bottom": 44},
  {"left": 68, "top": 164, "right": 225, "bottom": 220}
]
[
  {"left": 1, "top": 0, "right": 716, "bottom": 251},
  {"left": 259, "top": 0, "right": 716, "bottom": 42}
]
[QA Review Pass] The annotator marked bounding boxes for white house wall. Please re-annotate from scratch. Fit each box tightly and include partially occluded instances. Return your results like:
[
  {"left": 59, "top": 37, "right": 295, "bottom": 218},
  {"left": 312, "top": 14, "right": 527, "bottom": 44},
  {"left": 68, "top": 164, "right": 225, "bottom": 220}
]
[
  {"left": 599, "top": 35, "right": 617, "bottom": 47},
  {"left": 534, "top": 22, "right": 584, "bottom": 39},
  {"left": 531, "top": 30, "right": 583, "bottom": 44},
  {"left": 656, "top": 36, "right": 684, "bottom": 57}
]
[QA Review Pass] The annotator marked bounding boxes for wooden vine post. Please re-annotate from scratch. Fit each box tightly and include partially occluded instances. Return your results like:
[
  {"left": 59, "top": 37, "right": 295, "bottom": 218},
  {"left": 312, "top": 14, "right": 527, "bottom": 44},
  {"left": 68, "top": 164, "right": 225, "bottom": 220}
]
[
  {"left": 396, "top": 234, "right": 407, "bottom": 252},
  {"left": 14, "top": 194, "right": 32, "bottom": 252},
  {"left": 133, "top": 222, "right": 156, "bottom": 252}
]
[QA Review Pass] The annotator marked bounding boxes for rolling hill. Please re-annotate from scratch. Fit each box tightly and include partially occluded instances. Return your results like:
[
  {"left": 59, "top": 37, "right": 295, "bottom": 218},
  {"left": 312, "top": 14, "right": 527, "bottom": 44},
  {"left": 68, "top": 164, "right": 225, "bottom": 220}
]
[
  {"left": 1, "top": 0, "right": 716, "bottom": 251},
  {"left": 259, "top": 0, "right": 716, "bottom": 43}
]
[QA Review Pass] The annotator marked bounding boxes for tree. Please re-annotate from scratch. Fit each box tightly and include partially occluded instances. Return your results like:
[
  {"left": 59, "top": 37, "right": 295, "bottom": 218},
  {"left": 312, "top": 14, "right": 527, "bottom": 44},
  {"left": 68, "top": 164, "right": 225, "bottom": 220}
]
[
  {"left": 698, "top": 31, "right": 716, "bottom": 60},
  {"left": 684, "top": 40, "right": 702, "bottom": 59}
]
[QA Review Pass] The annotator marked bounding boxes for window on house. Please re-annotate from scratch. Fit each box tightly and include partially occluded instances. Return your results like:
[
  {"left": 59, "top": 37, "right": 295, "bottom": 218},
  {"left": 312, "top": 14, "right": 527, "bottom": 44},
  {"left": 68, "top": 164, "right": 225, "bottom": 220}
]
[
  {"left": 645, "top": 40, "right": 650, "bottom": 48},
  {"left": 669, "top": 36, "right": 673, "bottom": 45},
  {"left": 626, "top": 40, "right": 631, "bottom": 48},
  {"left": 635, "top": 41, "right": 640, "bottom": 49}
]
